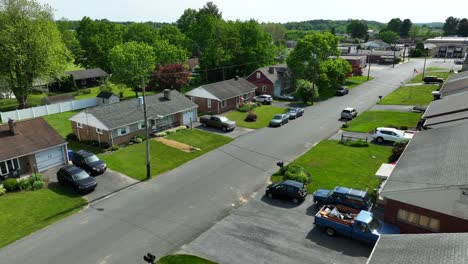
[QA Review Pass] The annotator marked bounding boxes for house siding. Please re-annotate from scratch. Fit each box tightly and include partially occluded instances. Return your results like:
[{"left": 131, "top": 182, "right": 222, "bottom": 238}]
[
  {"left": 72, "top": 122, "right": 112, "bottom": 145},
  {"left": 384, "top": 199, "right": 468, "bottom": 234},
  {"left": 246, "top": 71, "right": 275, "bottom": 96},
  {"left": 190, "top": 96, "right": 216, "bottom": 115}
]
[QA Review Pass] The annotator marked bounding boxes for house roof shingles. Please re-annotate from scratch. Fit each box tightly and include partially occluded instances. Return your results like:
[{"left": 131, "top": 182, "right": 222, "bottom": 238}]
[
  {"left": 186, "top": 78, "right": 256, "bottom": 101},
  {"left": 96, "top": 91, "right": 117, "bottom": 99},
  {"left": 423, "top": 91, "right": 468, "bottom": 118},
  {"left": 367, "top": 233, "right": 468, "bottom": 264},
  {"left": 85, "top": 90, "right": 197, "bottom": 130},
  {"left": 250, "top": 64, "right": 288, "bottom": 85},
  {"left": 439, "top": 71, "right": 468, "bottom": 96},
  {"left": 0, "top": 118, "right": 66, "bottom": 161},
  {"left": 381, "top": 121, "right": 468, "bottom": 195},
  {"left": 65, "top": 68, "right": 109, "bottom": 81}
]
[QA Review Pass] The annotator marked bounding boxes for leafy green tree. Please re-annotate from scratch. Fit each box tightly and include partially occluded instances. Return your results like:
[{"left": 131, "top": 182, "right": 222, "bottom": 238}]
[
  {"left": 443, "top": 16, "right": 459, "bottom": 36},
  {"left": 346, "top": 20, "right": 368, "bottom": 39},
  {"left": 123, "top": 22, "right": 159, "bottom": 45},
  {"left": 57, "top": 20, "right": 83, "bottom": 63},
  {"left": 295, "top": 79, "right": 317, "bottom": 104},
  {"left": 285, "top": 30, "right": 309, "bottom": 41},
  {"left": 379, "top": 30, "right": 399, "bottom": 44},
  {"left": 197, "top": 1, "right": 222, "bottom": 19},
  {"left": 318, "top": 59, "right": 352, "bottom": 91},
  {"left": 262, "top": 23, "right": 287, "bottom": 45},
  {"left": 76, "top": 17, "right": 124, "bottom": 71},
  {"left": 159, "top": 25, "right": 192, "bottom": 52},
  {"left": 287, "top": 32, "right": 340, "bottom": 82},
  {"left": 109, "top": 41, "right": 155, "bottom": 97},
  {"left": 457, "top": 18, "right": 468, "bottom": 37},
  {"left": 400, "top": 19, "right": 412, "bottom": 37},
  {"left": 0, "top": 0, "right": 69, "bottom": 108},
  {"left": 176, "top": 8, "right": 197, "bottom": 34},
  {"left": 153, "top": 39, "right": 189, "bottom": 65},
  {"left": 387, "top": 18, "right": 402, "bottom": 34}
]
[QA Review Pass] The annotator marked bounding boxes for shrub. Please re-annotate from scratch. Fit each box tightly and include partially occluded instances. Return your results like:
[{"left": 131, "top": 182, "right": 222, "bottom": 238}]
[
  {"left": 341, "top": 123, "right": 349, "bottom": 128},
  {"left": 3, "top": 178, "right": 19, "bottom": 192},
  {"left": 155, "top": 132, "right": 167, "bottom": 137},
  {"left": 166, "top": 128, "right": 177, "bottom": 134},
  {"left": 136, "top": 134, "right": 147, "bottom": 140},
  {"left": 174, "top": 126, "right": 187, "bottom": 132},
  {"left": 238, "top": 102, "right": 258, "bottom": 112},
  {"left": 400, "top": 126, "right": 408, "bottom": 130},
  {"left": 341, "top": 139, "right": 369, "bottom": 147},
  {"left": 109, "top": 145, "right": 120, "bottom": 151},
  {"left": 131, "top": 137, "right": 143, "bottom": 143},
  {"left": 18, "top": 178, "right": 33, "bottom": 191},
  {"left": 0, "top": 184, "right": 6, "bottom": 196},
  {"left": 245, "top": 112, "right": 257, "bottom": 122},
  {"left": 283, "top": 164, "right": 310, "bottom": 184},
  {"left": 66, "top": 133, "right": 79, "bottom": 142},
  {"left": 29, "top": 173, "right": 43, "bottom": 182},
  {"left": 389, "top": 140, "right": 409, "bottom": 162},
  {"left": 32, "top": 181, "right": 45, "bottom": 190}
]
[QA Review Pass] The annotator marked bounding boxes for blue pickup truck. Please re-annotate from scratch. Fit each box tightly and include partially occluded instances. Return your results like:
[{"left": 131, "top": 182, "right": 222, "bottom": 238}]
[
  {"left": 314, "top": 205, "right": 399, "bottom": 244},
  {"left": 313, "top": 186, "right": 373, "bottom": 211}
]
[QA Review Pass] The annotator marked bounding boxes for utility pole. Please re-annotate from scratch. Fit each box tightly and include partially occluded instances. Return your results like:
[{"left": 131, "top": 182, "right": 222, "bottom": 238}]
[
  {"left": 367, "top": 49, "right": 373, "bottom": 81},
  {"left": 142, "top": 76, "right": 151, "bottom": 180}
]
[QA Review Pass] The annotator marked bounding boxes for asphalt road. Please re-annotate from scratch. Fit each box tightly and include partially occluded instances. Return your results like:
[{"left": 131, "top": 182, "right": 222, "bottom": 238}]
[{"left": 0, "top": 60, "right": 429, "bottom": 264}]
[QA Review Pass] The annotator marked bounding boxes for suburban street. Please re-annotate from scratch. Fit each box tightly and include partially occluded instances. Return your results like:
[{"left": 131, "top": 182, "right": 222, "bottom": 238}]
[{"left": 0, "top": 59, "right": 436, "bottom": 264}]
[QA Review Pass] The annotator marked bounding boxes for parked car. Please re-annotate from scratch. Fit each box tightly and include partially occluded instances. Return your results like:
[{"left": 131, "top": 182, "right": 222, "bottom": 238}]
[
  {"left": 57, "top": 165, "right": 97, "bottom": 193},
  {"left": 199, "top": 115, "right": 236, "bottom": 131},
  {"left": 454, "top": 59, "right": 465, "bottom": 65},
  {"left": 340, "top": 107, "right": 358, "bottom": 120},
  {"left": 372, "top": 127, "right": 414, "bottom": 143},
  {"left": 276, "top": 94, "right": 294, "bottom": 101},
  {"left": 423, "top": 76, "right": 444, "bottom": 84},
  {"left": 253, "top": 94, "right": 273, "bottom": 104},
  {"left": 269, "top": 114, "right": 290, "bottom": 127},
  {"left": 265, "top": 180, "right": 307, "bottom": 204},
  {"left": 335, "top": 86, "right": 349, "bottom": 96},
  {"left": 313, "top": 186, "right": 373, "bottom": 211},
  {"left": 287, "top": 107, "right": 304, "bottom": 119},
  {"left": 71, "top": 150, "right": 107, "bottom": 175},
  {"left": 314, "top": 205, "right": 400, "bottom": 243}
]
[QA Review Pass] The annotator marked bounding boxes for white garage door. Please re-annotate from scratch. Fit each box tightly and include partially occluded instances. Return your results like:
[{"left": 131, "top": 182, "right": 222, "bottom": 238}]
[
  {"left": 35, "top": 146, "right": 66, "bottom": 172},
  {"left": 182, "top": 109, "right": 197, "bottom": 125}
]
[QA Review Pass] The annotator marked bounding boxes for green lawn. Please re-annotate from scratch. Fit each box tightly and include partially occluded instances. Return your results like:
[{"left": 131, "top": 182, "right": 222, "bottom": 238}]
[
  {"left": 0, "top": 187, "right": 87, "bottom": 248},
  {"left": 318, "top": 76, "right": 374, "bottom": 101},
  {"left": 225, "top": 105, "right": 287, "bottom": 129},
  {"left": 157, "top": 254, "right": 216, "bottom": 264},
  {"left": 271, "top": 140, "right": 391, "bottom": 193},
  {"left": 99, "top": 129, "right": 233, "bottom": 181},
  {"left": 408, "top": 71, "right": 452, "bottom": 83},
  {"left": 343, "top": 110, "right": 422, "bottom": 133},
  {"left": 379, "top": 84, "right": 438, "bottom": 105}
]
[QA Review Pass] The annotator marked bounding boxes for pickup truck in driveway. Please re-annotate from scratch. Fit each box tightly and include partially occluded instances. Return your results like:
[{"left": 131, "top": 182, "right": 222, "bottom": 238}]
[
  {"left": 314, "top": 205, "right": 399, "bottom": 244},
  {"left": 199, "top": 115, "right": 236, "bottom": 131}
]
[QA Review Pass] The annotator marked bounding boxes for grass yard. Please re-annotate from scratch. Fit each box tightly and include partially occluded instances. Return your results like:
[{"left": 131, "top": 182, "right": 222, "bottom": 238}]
[
  {"left": 225, "top": 105, "right": 287, "bottom": 129},
  {"left": 342, "top": 110, "right": 422, "bottom": 133},
  {"left": 99, "top": 129, "right": 233, "bottom": 181},
  {"left": 271, "top": 140, "right": 391, "bottom": 193},
  {"left": 379, "top": 84, "right": 438, "bottom": 105},
  {"left": 0, "top": 187, "right": 87, "bottom": 248},
  {"left": 408, "top": 71, "right": 452, "bottom": 83},
  {"left": 157, "top": 254, "right": 216, "bottom": 264}
]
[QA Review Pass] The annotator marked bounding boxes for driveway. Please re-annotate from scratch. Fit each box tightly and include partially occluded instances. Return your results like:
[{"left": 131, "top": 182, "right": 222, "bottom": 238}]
[
  {"left": 42, "top": 166, "right": 138, "bottom": 202},
  {"left": 181, "top": 194, "right": 372, "bottom": 264},
  {"left": 194, "top": 123, "right": 253, "bottom": 139}
]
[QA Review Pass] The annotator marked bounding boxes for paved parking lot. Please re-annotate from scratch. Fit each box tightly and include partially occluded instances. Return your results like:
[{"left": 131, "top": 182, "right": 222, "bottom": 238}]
[
  {"left": 181, "top": 193, "right": 372, "bottom": 264},
  {"left": 42, "top": 166, "right": 138, "bottom": 202}
]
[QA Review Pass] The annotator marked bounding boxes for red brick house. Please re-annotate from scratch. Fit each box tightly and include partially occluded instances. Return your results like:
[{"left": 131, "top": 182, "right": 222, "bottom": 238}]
[
  {"left": 380, "top": 121, "right": 468, "bottom": 234},
  {"left": 185, "top": 77, "right": 256, "bottom": 114},
  {"left": 246, "top": 65, "right": 289, "bottom": 97}
]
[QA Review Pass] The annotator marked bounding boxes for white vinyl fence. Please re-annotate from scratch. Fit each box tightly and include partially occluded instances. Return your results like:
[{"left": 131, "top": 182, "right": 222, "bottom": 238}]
[{"left": 1, "top": 97, "right": 98, "bottom": 122}]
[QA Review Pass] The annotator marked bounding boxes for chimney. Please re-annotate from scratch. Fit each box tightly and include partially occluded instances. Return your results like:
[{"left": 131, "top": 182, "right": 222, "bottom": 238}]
[
  {"left": 8, "top": 119, "right": 18, "bottom": 135},
  {"left": 432, "top": 91, "right": 442, "bottom": 100},
  {"left": 137, "top": 96, "right": 144, "bottom": 106},
  {"left": 164, "top": 89, "right": 171, "bottom": 100},
  {"left": 268, "top": 67, "right": 275, "bottom": 74},
  {"left": 234, "top": 76, "right": 239, "bottom": 81}
]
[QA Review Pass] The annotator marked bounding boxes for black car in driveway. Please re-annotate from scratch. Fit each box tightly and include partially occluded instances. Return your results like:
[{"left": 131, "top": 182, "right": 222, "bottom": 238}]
[
  {"left": 335, "top": 86, "right": 349, "bottom": 96},
  {"left": 287, "top": 108, "right": 304, "bottom": 119},
  {"left": 57, "top": 165, "right": 97, "bottom": 193},
  {"left": 266, "top": 180, "right": 308, "bottom": 204},
  {"left": 71, "top": 150, "right": 107, "bottom": 175},
  {"left": 423, "top": 76, "right": 444, "bottom": 84}
]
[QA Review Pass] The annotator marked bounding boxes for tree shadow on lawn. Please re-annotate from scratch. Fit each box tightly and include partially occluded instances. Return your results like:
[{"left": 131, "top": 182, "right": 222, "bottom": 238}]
[{"left": 306, "top": 227, "right": 373, "bottom": 258}]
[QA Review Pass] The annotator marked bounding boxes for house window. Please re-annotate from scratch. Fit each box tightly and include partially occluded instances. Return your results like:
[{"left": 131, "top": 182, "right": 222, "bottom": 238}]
[
  {"left": 0, "top": 158, "right": 20, "bottom": 176},
  {"left": 118, "top": 126, "right": 129, "bottom": 136},
  {"left": 81, "top": 80, "right": 87, "bottom": 85},
  {"left": 397, "top": 209, "right": 440, "bottom": 231},
  {"left": 262, "top": 86, "right": 267, "bottom": 92},
  {"left": 96, "top": 128, "right": 103, "bottom": 134},
  {"left": 77, "top": 122, "right": 83, "bottom": 128},
  {"left": 256, "top": 72, "right": 261, "bottom": 79},
  {"left": 221, "top": 100, "right": 227, "bottom": 108},
  {"left": 138, "top": 121, "right": 146, "bottom": 130},
  {"left": 207, "top": 99, "right": 211, "bottom": 109}
]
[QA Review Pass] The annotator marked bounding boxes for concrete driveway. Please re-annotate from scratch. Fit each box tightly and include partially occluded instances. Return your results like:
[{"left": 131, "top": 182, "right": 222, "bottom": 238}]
[
  {"left": 42, "top": 166, "right": 138, "bottom": 202},
  {"left": 181, "top": 194, "right": 372, "bottom": 264},
  {"left": 194, "top": 124, "right": 253, "bottom": 139}
]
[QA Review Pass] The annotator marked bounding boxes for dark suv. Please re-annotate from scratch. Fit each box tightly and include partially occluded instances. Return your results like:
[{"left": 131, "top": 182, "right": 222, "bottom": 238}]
[
  {"left": 71, "top": 150, "right": 107, "bottom": 175},
  {"left": 265, "top": 180, "right": 308, "bottom": 204},
  {"left": 57, "top": 165, "right": 97, "bottom": 193},
  {"left": 423, "top": 76, "right": 444, "bottom": 84},
  {"left": 313, "top": 186, "right": 372, "bottom": 210}
]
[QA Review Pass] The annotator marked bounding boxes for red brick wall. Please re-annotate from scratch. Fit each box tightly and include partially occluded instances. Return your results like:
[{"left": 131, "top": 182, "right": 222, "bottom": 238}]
[
  {"left": 384, "top": 199, "right": 468, "bottom": 233},
  {"left": 246, "top": 71, "right": 275, "bottom": 96},
  {"left": 72, "top": 122, "right": 111, "bottom": 144},
  {"left": 188, "top": 96, "right": 218, "bottom": 114}
]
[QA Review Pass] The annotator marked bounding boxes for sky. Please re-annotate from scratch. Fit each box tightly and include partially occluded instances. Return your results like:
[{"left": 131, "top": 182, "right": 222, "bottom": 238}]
[{"left": 37, "top": 0, "right": 468, "bottom": 24}]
